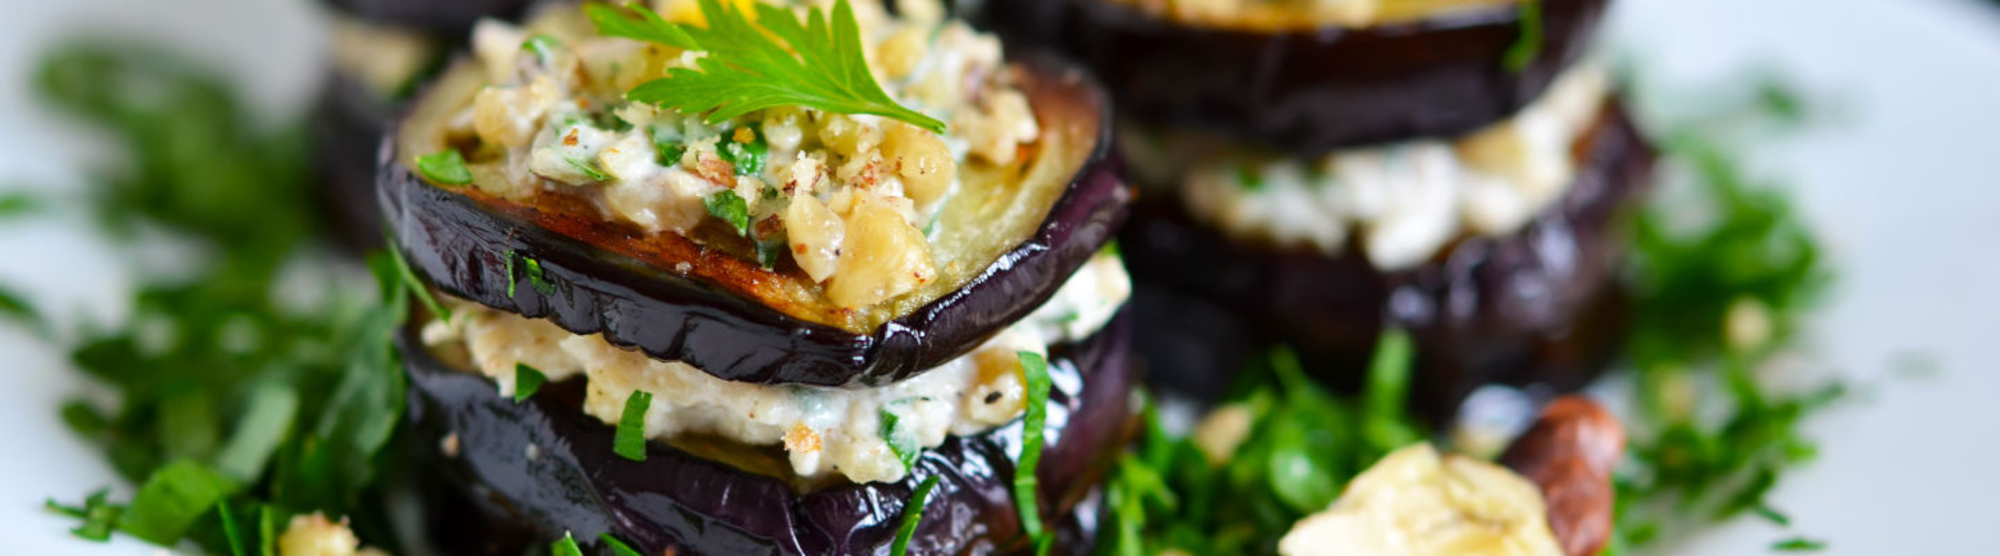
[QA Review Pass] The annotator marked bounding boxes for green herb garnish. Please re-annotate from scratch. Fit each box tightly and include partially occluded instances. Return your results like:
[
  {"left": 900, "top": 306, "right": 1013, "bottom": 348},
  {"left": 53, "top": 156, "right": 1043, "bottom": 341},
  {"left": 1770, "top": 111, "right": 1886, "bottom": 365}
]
[
  {"left": 599, "top": 532, "right": 644, "bottom": 556},
  {"left": 651, "top": 124, "right": 686, "bottom": 166},
  {"left": 880, "top": 407, "right": 920, "bottom": 472},
  {"left": 1771, "top": 537, "right": 1827, "bottom": 551},
  {"left": 0, "top": 192, "right": 40, "bottom": 218},
  {"left": 889, "top": 475, "right": 940, "bottom": 556},
  {"left": 614, "top": 391, "right": 653, "bottom": 461},
  {"left": 1235, "top": 164, "right": 1265, "bottom": 191},
  {"left": 33, "top": 41, "right": 412, "bottom": 553},
  {"left": 566, "top": 156, "right": 611, "bottom": 182},
  {"left": 415, "top": 150, "right": 474, "bottom": 185},
  {"left": 217, "top": 500, "right": 247, "bottom": 556},
  {"left": 47, "top": 488, "right": 122, "bottom": 541},
  {"left": 721, "top": 127, "right": 769, "bottom": 176},
  {"left": 1503, "top": 0, "right": 1543, "bottom": 72},
  {"left": 593, "top": 0, "right": 947, "bottom": 133},
  {"left": 522, "top": 33, "right": 563, "bottom": 66},
  {"left": 551, "top": 531, "right": 586, "bottom": 556},
  {"left": 705, "top": 189, "right": 751, "bottom": 236},
  {"left": 1609, "top": 74, "right": 1840, "bottom": 554},
  {"left": 1014, "top": 350, "right": 1053, "bottom": 541},
  {"left": 117, "top": 460, "right": 238, "bottom": 544},
  {"left": 390, "top": 243, "right": 451, "bottom": 321},
  {"left": 515, "top": 363, "right": 549, "bottom": 403},
  {"left": 525, "top": 256, "right": 557, "bottom": 295}
]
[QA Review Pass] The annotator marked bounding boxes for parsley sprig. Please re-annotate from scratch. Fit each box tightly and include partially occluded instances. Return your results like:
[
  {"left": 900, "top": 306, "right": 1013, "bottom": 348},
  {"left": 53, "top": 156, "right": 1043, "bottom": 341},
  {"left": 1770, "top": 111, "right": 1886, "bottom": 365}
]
[
  {"left": 589, "top": 0, "right": 947, "bottom": 133},
  {"left": 26, "top": 41, "right": 409, "bottom": 554}
]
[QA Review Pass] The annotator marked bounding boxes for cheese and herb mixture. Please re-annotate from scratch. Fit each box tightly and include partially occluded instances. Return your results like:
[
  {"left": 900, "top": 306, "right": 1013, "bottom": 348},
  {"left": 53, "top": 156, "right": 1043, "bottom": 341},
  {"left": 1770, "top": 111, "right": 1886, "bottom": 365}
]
[
  {"left": 421, "top": 252, "right": 1131, "bottom": 484},
  {"left": 437, "top": 0, "right": 1037, "bottom": 309},
  {"left": 1278, "top": 443, "right": 1562, "bottom": 556},
  {"left": 1107, "top": 0, "right": 1519, "bottom": 29},
  {"left": 1124, "top": 66, "right": 1609, "bottom": 270}
]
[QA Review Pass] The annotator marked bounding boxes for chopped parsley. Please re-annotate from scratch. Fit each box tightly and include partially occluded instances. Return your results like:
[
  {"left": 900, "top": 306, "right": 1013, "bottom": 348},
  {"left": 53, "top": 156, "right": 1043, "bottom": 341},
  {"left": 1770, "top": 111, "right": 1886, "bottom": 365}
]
[
  {"left": 390, "top": 243, "right": 451, "bottom": 320},
  {"left": 1609, "top": 74, "right": 1840, "bottom": 555},
  {"left": 1095, "top": 332, "right": 1425, "bottom": 555},
  {"left": 599, "top": 532, "right": 644, "bottom": 556},
  {"left": 592, "top": 0, "right": 946, "bottom": 133},
  {"left": 525, "top": 256, "right": 557, "bottom": 295},
  {"left": 29, "top": 41, "right": 413, "bottom": 553},
  {"left": 415, "top": 149, "right": 474, "bottom": 185},
  {"left": 614, "top": 391, "right": 653, "bottom": 462},
  {"left": 1503, "top": 0, "right": 1543, "bottom": 72},
  {"left": 1235, "top": 164, "right": 1265, "bottom": 191},
  {"left": 522, "top": 33, "right": 563, "bottom": 66},
  {"left": 705, "top": 189, "right": 752, "bottom": 237},
  {"left": 1771, "top": 537, "right": 1827, "bottom": 552},
  {"left": 650, "top": 124, "right": 686, "bottom": 166},
  {"left": 506, "top": 250, "right": 559, "bottom": 297},
  {"left": 514, "top": 363, "right": 549, "bottom": 403},
  {"left": 890, "top": 475, "right": 940, "bottom": 556},
  {"left": 551, "top": 532, "right": 585, "bottom": 556},
  {"left": 0, "top": 191, "right": 40, "bottom": 218},
  {"left": 720, "top": 127, "right": 769, "bottom": 176},
  {"left": 880, "top": 407, "right": 921, "bottom": 472},
  {"left": 46, "top": 488, "right": 121, "bottom": 541},
  {"left": 565, "top": 156, "right": 611, "bottom": 182},
  {"left": 1013, "top": 351, "right": 1053, "bottom": 542}
]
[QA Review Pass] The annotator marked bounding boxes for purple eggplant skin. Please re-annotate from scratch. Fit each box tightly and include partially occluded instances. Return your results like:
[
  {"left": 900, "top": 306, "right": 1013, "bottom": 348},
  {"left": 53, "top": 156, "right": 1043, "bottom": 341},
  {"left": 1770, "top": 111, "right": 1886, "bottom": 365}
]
[
  {"left": 1119, "top": 102, "right": 1655, "bottom": 420},
  {"left": 380, "top": 54, "right": 1130, "bottom": 387},
  {"left": 313, "top": 71, "right": 400, "bottom": 253},
  {"left": 967, "top": 0, "right": 1608, "bottom": 154},
  {"left": 323, "top": 0, "right": 532, "bottom": 34},
  {"left": 399, "top": 313, "right": 1136, "bottom": 556}
]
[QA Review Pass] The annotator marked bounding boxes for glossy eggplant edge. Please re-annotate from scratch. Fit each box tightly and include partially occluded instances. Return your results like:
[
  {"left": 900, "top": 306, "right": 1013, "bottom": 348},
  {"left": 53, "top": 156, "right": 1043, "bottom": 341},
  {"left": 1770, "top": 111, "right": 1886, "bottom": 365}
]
[
  {"left": 398, "top": 311, "right": 1137, "bottom": 555},
  {"left": 379, "top": 52, "right": 1131, "bottom": 387},
  {"left": 969, "top": 0, "right": 1608, "bottom": 153}
]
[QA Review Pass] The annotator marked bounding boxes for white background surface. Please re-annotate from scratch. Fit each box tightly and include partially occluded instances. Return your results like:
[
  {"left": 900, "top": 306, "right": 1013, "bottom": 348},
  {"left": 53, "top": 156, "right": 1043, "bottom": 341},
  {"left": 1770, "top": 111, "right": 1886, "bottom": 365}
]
[{"left": 2, "top": 0, "right": 1996, "bottom": 553}]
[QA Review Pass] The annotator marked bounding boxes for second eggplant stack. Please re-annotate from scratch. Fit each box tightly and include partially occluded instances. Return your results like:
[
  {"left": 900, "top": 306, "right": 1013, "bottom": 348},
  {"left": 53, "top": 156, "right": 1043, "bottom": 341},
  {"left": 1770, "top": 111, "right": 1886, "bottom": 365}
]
[{"left": 973, "top": 0, "right": 1658, "bottom": 419}]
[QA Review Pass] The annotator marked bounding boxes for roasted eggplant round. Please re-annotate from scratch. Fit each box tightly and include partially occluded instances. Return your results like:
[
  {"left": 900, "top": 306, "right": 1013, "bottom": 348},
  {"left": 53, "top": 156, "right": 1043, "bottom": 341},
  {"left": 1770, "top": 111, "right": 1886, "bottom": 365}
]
[
  {"left": 324, "top": 0, "right": 533, "bottom": 33},
  {"left": 400, "top": 314, "right": 1135, "bottom": 556},
  {"left": 968, "top": 0, "right": 1608, "bottom": 153},
  {"left": 382, "top": 53, "right": 1128, "bottom": 387},
  {"left": 1120, "top": 102, "right": 1655, "bottom": 418}
]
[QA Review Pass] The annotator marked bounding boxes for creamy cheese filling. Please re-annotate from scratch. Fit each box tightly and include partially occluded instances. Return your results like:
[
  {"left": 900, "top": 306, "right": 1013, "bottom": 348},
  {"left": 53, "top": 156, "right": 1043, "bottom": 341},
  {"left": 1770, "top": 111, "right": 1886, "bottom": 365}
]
[
  {"left": 420, "top": 252, "right": 1130, "bottom": 484},
  {"left": 1125, "top": 65, "right": 1609, "bottom": 270}
]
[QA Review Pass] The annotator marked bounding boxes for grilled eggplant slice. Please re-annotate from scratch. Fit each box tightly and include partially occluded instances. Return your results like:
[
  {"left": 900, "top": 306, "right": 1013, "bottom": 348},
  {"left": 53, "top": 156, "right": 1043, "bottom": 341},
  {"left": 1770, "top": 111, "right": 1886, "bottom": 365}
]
[
  {"left": 400, "top": 314, "right": 1135, "bottom": 556},
  {"left": 381, "top": 51, "right": 1127, "bottom": 387},
  {"left": 968, "top": 0, "right": 1608, "bottom": 153},
  {"left": 1120, "top": 102, "right": 1654, "bottom": 418}
]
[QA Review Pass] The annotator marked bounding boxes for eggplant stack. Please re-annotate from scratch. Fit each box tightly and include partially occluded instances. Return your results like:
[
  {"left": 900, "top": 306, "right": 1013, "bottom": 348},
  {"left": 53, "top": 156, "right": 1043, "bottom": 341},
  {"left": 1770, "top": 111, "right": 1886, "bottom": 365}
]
[
  {"left": 315, "top": 0, "right": 533, "bottom": 250},
  {"left": 972, "top": 0, "right": 1657, "bottom": 419},
  {"left": 379, "top": 0, "right": 1135, "bottom": 554}
]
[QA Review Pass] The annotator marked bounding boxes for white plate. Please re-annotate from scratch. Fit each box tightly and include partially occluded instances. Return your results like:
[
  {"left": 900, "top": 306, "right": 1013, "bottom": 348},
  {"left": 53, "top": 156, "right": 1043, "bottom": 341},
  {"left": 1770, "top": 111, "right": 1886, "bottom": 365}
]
[{"left": 2, "top": 0, "right": 1995, "bottom": 553}]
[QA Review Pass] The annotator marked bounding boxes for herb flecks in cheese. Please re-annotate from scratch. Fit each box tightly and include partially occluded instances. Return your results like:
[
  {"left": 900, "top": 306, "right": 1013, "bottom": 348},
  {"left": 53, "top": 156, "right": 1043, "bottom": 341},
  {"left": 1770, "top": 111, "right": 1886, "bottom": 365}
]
[
  {"left": 440, "top": 0, "right": 1038, "bottom": 309},
  {"left": 1132, "top": 65, "right": 1609, "bottom": 270},
  {"left": 420, "top": 252, "right": 1130, "bottom": 484}
]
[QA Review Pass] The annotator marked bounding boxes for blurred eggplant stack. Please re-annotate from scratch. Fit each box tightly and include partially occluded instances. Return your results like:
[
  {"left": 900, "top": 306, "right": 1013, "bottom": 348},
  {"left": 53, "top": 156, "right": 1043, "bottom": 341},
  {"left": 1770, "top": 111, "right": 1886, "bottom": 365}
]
[
  {"left": 312, "top": 0, "right": 531, "bottom": 250},
  {"left": 969, "top": 0, "right": 1657, "bottom": 418}
]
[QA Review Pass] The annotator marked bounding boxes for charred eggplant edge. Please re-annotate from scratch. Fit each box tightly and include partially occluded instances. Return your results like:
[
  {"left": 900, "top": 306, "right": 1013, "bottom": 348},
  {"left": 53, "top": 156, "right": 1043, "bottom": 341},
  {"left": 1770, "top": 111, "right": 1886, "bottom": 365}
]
[
  {"left": 380, "top": 53, "right": 1129, "bottom": 386},
  {"left": 400, "top": 312, "right": 1136, "bottom": 555},
  {"left": 971, "top": 0, "right": 1607, "bottom": 153}
]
